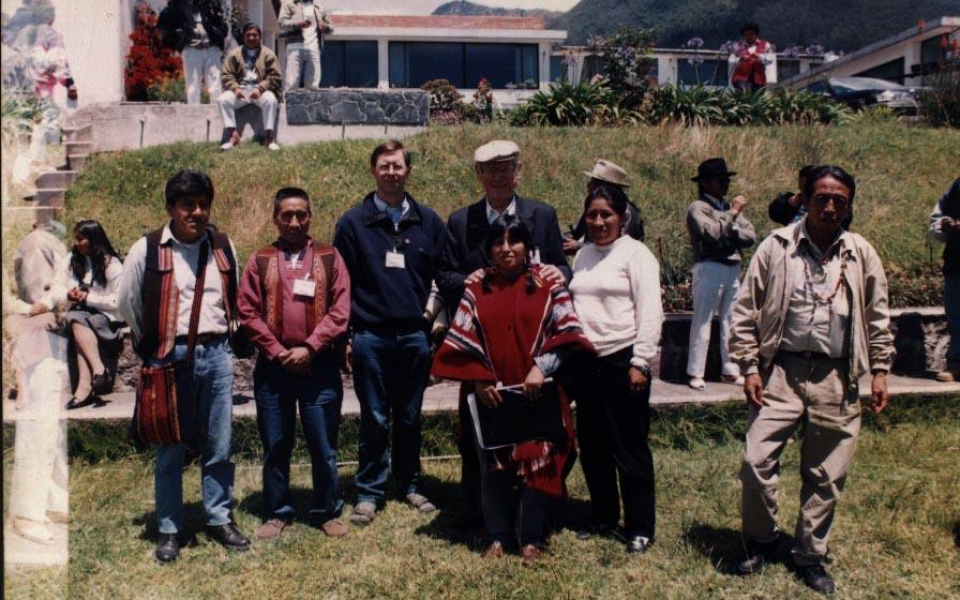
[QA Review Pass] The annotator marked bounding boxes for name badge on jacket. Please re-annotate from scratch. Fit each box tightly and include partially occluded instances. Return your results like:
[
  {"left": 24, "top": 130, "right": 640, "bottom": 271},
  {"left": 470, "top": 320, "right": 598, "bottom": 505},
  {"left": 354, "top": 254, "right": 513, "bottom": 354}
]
[
  {"left": 385, "top": 251, "right": 406, "bottom": 269},
  {"left": 293, "top": 278, "right": 316, "bottom": 297}
]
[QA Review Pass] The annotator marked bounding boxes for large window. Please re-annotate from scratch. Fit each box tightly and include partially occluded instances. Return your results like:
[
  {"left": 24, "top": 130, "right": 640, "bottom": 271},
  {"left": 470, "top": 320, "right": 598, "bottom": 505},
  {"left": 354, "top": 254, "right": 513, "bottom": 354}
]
[
  {"left": 388, "top": 42, "right": 539, "bottom": 88},
  {"left": 855, "top": 58, "right": 905, "bottom": 84},
  {"left": 677, "top": 58, "right": 729, "bottom": 86},
  {"left": 320, "top": 41, "right": 378, "bottom": 88}
]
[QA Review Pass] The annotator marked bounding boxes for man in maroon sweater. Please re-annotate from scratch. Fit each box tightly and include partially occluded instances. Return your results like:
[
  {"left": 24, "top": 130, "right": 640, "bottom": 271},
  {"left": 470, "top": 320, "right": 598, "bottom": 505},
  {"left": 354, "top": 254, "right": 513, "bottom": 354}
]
[{"left": 237, "top": 187, "right": 351, "bottom": 540}]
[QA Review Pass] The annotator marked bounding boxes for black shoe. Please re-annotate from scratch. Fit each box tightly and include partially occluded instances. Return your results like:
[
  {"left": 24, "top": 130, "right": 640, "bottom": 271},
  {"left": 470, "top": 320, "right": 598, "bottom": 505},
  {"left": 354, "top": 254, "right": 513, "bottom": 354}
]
[
  {"left": 576, "top": 523, "right": 617, "bottom": 541},
  {"left": 154, "top": 533, "right": 180, "bottom": 563},
  {"left": 91, "top": 370, "right": 112, "bottom": 395},
  {"left": 799, "top": 564, "right": 836, "bottom": 595},
  {"left": 206, "top": 522, "right": 250, "bottom": 551},
  {"left": 66, "top": 393, "right": 96, "bottom": 410},
  {"left": 736, "top": 536, "right": 779, "bottom": 575},
  {"left": 626, "top": 535, "right": 653, "bottom": 554}
]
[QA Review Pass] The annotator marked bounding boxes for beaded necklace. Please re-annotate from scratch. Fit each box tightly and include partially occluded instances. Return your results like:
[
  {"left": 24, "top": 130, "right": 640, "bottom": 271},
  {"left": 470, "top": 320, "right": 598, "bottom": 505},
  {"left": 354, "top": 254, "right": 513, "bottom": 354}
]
[{"left": 800, "top": 242, "right": 846, "bottom": 309}]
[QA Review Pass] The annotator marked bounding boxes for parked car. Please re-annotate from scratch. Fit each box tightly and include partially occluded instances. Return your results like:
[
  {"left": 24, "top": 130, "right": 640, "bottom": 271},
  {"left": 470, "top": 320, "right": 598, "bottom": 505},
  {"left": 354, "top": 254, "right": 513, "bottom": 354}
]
[{"left": 804, "top": 77, "right": 927, "bottom": 112}]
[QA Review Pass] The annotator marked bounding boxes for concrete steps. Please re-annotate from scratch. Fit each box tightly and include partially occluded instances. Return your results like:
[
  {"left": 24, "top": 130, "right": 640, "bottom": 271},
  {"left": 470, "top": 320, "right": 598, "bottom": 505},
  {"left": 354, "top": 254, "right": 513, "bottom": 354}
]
[
  {"left": 20, "top": 123, "right": 92, "bottom": 225},
  {"left": 66, "top": 153, "right": 87, "bottom": 171},
  {"left": 35, "top": 170, "right": 77, "bottom": 189}
]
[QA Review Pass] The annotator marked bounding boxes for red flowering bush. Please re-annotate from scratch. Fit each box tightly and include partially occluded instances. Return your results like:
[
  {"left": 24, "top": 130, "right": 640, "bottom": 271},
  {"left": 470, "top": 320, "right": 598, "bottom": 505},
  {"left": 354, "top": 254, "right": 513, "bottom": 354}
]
[{"left": 124, "top": 1, "right": 182, "bottom": 101}]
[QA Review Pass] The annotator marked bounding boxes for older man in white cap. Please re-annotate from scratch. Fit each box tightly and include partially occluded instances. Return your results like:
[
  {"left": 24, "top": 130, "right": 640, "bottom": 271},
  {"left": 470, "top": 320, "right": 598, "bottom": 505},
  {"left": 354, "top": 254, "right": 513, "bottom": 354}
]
[
  {"left": 564, "top": 159, "right": 645, "bottom": 255},
  {"left": 436, "top": 139, "right": 570, "bottom": 528}
]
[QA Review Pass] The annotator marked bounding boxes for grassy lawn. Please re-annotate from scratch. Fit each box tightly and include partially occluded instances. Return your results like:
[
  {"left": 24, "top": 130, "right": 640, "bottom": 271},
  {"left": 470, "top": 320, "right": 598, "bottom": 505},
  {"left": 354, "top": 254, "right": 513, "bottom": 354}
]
[
  {"left": 5, "top": 398, "right": 959, "bottom": 599},
  {"left": 61, "top": 123, "right": 960, "bottom": 307}
]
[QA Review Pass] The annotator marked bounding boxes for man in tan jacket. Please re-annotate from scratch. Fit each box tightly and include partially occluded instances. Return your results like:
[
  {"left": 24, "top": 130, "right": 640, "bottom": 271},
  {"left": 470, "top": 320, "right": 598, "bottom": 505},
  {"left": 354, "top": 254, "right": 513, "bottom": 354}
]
[
  {"left": 729, "top": 165, "right": 894, "bottom": 595},
  {"left": 219, "top": 23, "right": 283, "bottom": 150}
]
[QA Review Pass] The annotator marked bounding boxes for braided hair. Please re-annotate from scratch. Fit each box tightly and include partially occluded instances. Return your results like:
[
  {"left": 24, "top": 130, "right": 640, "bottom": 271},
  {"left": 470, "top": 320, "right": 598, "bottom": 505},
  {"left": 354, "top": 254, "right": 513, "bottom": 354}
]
[{"left": 481, "top": 215, "right": 538, "bottom": 295}]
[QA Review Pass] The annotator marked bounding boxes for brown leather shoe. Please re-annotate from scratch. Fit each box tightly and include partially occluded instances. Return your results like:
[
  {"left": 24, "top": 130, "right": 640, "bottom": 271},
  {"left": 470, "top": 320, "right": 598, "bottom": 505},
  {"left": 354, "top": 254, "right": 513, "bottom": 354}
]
[
  {"left": 520, "top": 544, "right": 541, "bottom": 567},
  {"left": 320, "top": 519, "right": 349, "bottom": 539},
  {"left": 480, "top": 541, "right": 504, "bottom": 559},
  {"left": 256, "top": 518, "right": 287, "bottom": 541}
]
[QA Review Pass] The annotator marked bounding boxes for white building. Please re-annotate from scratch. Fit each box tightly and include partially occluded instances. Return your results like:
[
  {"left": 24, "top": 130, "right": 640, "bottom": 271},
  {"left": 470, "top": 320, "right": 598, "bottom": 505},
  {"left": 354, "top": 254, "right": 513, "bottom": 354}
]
[
  {"left": 551, "top": 46, "right": 826, "bottom": 88},
  {"left": 781, "top": 16, "right": 960, "bottom": 88},
  {"left": 14, "top": 0, "right": 564, "bottom": 108}
]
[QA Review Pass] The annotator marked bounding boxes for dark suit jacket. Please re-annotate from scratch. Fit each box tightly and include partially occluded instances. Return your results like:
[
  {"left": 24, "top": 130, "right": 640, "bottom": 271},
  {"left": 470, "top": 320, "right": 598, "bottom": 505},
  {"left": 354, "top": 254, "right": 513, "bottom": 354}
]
[{"left": 437, "top": 195, "right": 571, "bottom": 306}]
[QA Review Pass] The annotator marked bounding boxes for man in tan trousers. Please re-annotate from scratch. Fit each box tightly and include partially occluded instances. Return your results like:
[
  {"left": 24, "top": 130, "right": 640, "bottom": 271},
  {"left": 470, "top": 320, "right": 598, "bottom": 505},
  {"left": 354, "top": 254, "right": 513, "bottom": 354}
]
[{"left": 729, "top": 165, "right": 894, "bottom": 595}]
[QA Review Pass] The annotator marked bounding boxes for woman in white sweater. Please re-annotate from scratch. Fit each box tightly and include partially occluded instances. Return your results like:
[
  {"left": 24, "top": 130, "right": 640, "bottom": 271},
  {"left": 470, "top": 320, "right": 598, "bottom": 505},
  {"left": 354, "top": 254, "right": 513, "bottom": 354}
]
[
  {"left": 566, "top": 186, "right": 664, "bottom": 554},
  {"left": 63, "top": 220, "right": 124, "bottom": 409}
]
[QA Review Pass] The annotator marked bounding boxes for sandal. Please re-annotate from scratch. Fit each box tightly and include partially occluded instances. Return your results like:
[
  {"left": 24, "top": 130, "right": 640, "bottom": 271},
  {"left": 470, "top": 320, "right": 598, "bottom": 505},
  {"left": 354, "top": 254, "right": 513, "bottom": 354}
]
[
  {"left": 405, "top": 493, "right": 437, "bottom": 514},
  {"left": 349, "top": 501, "right": 377, "bottom": 526}
]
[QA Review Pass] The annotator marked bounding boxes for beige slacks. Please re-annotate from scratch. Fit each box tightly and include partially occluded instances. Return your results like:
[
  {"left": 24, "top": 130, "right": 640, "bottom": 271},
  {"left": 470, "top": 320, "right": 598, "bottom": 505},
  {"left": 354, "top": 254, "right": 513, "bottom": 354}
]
[{"left": 740, "top": 351, "right": 861, "bottom": 566}]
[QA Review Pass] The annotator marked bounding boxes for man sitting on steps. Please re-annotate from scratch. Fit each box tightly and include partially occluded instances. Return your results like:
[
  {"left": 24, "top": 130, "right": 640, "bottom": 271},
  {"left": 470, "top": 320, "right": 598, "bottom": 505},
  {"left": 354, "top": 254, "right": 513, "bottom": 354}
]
[{"left": 219, "top": 22, "right": 283, "bottom": 151}]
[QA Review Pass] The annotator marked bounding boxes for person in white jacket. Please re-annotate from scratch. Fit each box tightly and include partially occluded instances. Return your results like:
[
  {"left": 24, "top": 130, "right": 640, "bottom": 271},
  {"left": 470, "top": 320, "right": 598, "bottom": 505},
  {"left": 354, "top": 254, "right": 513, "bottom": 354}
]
[{"left": 61, "top": 220, "right": 124, "bottom": 409}]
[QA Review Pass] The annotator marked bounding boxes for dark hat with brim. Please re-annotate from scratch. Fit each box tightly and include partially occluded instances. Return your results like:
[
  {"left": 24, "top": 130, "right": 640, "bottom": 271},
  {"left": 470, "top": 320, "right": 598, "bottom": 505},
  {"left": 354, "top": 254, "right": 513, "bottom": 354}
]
[{"left": 691, "top": 157, "right": 737, "bottom": 182}]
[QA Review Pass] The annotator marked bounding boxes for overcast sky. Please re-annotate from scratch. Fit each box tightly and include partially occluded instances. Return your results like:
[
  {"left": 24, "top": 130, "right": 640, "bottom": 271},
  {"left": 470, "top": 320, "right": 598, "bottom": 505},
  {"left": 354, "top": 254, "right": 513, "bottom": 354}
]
[{"left": 326, "top": 0, "right": 581, "bottom": 14}]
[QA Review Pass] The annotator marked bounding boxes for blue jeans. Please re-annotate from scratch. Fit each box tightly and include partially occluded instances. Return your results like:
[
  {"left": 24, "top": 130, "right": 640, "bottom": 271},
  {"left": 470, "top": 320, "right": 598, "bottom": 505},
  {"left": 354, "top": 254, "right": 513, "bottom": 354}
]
[
  {"left": 351, "top": 327, "right": 431, "bottom": 504},
  {"left": 254, "top": 351, "right": 343, "bottom": 522},
  {"left": 946, "top": 274, "right": 960, "bottom": 369},
  {"left": 152, "top": 336, "right": 234, "bottom": 535}
]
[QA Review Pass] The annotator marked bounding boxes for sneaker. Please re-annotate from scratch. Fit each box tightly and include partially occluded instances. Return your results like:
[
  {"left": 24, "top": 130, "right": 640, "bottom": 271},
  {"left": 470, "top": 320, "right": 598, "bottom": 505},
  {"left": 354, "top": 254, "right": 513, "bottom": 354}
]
[
  {"left": 349, "top": 501, "right": 377, "bottom": 526},
  {"left": 626, "top": 535, "right": 652, "bottom": 554},
  {"left": 320, "top": 519, "right": 349, "bottom": 539},
  {"left": 688, "top": 377, "right": 707, "bottom": 390},
  {"left": 735, "top": 536, "right": 779, "bottom": 575},
  {"left": 798, "top": 563, "right": 836, "bottom": 595},
  {"left": 722, "top": 374, "right": 745, "bottom": 385},
  {"left": 206, "top": 522, "right": 250, "bottom": 551},
  {"left": 220, "top": 131, "right": 240, "bottom": 151},
  {"left": 267, "top": 141, "right": 281, "bottom": 151},
  {"left": 255, "top": 518, "right": 287, "bottom": 541},
  {"left": 154, "top": 533, "right": 180, "bottom": 563}
]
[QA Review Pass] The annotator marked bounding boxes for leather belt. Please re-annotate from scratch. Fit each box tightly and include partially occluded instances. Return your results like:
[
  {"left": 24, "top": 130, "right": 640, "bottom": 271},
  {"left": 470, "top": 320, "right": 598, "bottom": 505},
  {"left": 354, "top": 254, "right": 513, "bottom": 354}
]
[
  {"left": 780, "top": 349, "right": 838, "bottom": 361},
  {"left": 174, "top": 332, "right": 225, "bottom": 346}
]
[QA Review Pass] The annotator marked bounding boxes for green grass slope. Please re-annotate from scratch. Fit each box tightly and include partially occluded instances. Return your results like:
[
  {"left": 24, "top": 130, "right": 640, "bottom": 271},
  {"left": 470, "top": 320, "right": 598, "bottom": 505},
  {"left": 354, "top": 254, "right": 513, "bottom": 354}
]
[{"left": 62, "top": 123, "right": 960, "bottom": 307}]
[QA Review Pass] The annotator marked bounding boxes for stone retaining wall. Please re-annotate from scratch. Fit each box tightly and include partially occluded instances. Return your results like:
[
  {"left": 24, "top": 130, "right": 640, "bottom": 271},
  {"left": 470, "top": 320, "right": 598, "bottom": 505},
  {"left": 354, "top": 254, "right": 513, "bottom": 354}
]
[
  {"left": 107, "top": 309, "right": 948, "bottom": 394},
  {"left": 285, "top": 89, "right": 430, "bottom": 125}
]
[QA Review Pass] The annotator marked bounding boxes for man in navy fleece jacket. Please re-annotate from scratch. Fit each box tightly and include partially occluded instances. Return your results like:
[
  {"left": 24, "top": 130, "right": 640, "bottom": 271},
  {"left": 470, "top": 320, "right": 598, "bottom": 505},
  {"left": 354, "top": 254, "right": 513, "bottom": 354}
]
[{"left": 333, "top": 140, "right": 447, "bottom": 526}]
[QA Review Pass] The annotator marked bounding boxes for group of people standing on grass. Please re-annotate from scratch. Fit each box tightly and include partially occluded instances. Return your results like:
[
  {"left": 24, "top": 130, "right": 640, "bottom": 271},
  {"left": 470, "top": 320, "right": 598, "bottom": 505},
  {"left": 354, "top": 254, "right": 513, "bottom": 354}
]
[{"left": 7, "top": 136, "right": 958, "bottom": 597}]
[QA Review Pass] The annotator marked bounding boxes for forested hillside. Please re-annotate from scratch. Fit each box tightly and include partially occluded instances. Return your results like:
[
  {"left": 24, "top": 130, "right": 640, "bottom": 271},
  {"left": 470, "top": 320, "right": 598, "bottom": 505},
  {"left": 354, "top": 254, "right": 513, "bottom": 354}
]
[{"left": 436, "top": 0, "right": 960, "bottom": 52}]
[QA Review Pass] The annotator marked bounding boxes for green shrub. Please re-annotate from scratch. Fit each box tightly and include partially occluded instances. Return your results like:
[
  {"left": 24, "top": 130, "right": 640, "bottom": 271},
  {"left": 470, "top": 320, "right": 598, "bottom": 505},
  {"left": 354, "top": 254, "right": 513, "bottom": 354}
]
[
  {"left": 508, "top": 81, "right": 621, "bottom": 126},
  {"left": 919, "top": 70, "right": 960, "bottom": 128},
  {"left": 587, "top": 26, "right": 657, "bottom": 109},
  {"left": 421, "top": 78, "right": 463, "bottom": 113}
]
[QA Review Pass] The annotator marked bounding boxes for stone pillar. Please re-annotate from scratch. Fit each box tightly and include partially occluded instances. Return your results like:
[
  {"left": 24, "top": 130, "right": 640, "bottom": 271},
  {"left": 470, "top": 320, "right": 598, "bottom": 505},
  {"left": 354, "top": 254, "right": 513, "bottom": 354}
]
[{"left": 377, "top": 39, "right": 390, "bottom": 90}]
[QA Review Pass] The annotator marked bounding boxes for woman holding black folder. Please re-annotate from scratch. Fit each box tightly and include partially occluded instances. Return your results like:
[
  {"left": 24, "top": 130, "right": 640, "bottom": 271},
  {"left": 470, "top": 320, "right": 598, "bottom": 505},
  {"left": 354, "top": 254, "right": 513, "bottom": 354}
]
[
  {"left": 432, "top": 217, "right": 594, "bottom": 566},
  {"left": 566, "top": 186, "right": 664, "bottom": 554}
]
